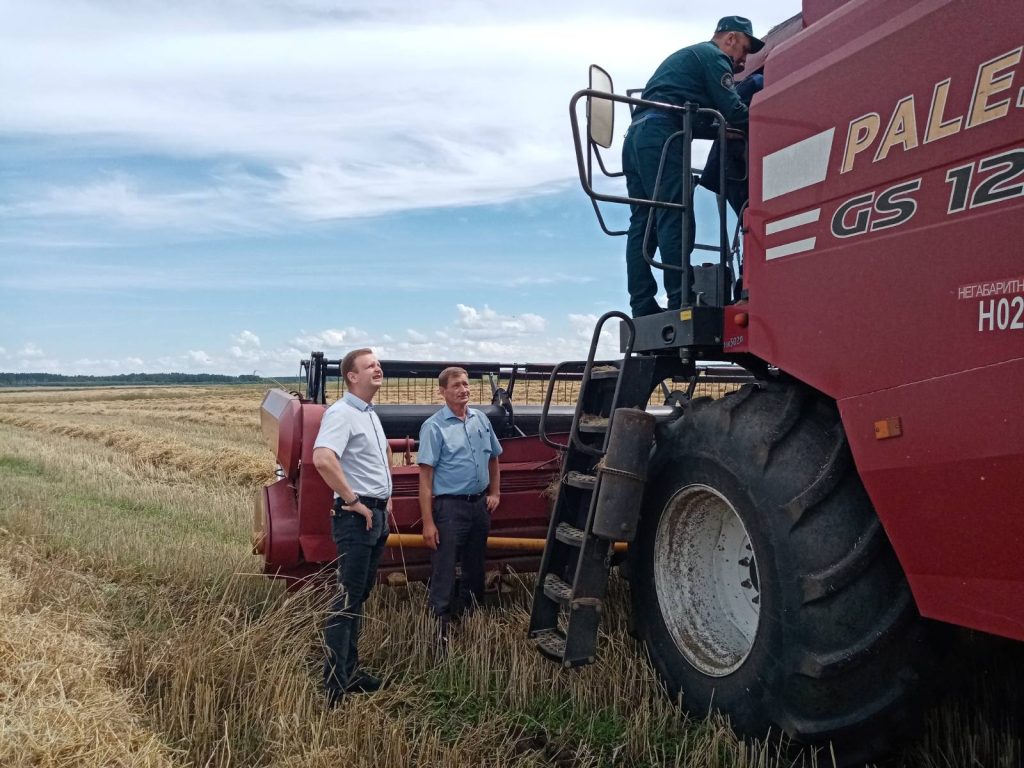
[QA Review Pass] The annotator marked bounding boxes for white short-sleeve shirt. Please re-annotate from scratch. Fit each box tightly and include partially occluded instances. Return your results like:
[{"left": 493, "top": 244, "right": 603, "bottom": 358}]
[{"left": 313, "top": 392, "right": 392, "bottom": 499}]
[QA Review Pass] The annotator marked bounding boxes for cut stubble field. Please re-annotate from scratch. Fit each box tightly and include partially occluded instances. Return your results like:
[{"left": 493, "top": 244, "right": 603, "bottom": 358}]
[{"left": 0, "top": 384, "right": 1020, "bottom": 768}]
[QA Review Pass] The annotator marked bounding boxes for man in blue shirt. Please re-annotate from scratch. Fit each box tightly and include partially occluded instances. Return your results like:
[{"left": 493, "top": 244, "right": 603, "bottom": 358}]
[
  {"left": 418, "top": 366, "right": 502, "bottom": 650},
  {"left": 312, "top": 347, "right": 392, "bottom": 707},
  {"left": 622, "top": 15, "right": 764, "bottom": 317}
]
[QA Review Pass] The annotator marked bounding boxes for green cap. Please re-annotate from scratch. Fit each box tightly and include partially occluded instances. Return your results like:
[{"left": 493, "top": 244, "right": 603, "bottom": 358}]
[{"left": 715, "top": 15, "right": 765, "bottom": 53}]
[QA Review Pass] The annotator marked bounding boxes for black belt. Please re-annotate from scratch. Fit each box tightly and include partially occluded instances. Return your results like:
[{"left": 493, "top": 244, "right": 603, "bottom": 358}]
[
  {"left": 436, "top": 491, "right": 486, "bottom": 503},
  {"left": 333, "top": 495, "right": 389, "bottom": 513},
  {"left": 631, "top": 108, "right": 677, "bottom": 127}
]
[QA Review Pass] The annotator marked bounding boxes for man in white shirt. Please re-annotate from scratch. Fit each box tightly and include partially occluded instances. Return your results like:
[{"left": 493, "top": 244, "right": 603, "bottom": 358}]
[{"left": 312, "top": 347, "right": 393, "bottom": 708}]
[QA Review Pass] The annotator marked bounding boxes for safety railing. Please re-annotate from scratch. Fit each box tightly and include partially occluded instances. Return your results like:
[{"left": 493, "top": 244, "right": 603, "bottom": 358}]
[{"left": 569, "top": 66, "right": 741, "bottom": 307}]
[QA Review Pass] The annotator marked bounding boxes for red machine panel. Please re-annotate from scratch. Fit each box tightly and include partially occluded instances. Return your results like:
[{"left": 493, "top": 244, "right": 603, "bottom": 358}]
[
  {"left": 840, "top": 358, "right": 1024, "bottom": 639},
  {"left": 259, "top": 395, "right": 563, "bottom": 584},
  {"left": 742, "top": 0, "right": 1024, "bottom": 638}
]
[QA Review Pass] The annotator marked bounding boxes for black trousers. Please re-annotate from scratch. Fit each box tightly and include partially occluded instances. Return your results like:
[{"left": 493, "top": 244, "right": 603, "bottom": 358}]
[
  {"left": 428, "top": 495, "right": 490, "bottom": 622},
  {"left": 323, "top": 504, "right": 388, "bottom": 701}
]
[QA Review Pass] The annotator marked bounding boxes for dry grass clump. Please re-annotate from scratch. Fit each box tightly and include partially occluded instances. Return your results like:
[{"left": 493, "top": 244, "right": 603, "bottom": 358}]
[
  {"left": 0, "top": 560, "right": 179, "bottom": 768},
  {"left": 109, "top": 566, "right": 812, "bottom": 768}
]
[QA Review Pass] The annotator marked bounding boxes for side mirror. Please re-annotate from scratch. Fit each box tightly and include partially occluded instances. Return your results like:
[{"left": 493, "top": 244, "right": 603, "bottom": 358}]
[{"left": 588, "top": 65, "right": 614, "bottom": 149}]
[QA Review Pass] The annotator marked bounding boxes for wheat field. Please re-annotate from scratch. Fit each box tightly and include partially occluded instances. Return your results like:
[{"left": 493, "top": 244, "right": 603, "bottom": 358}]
[{"left": 0, "top": 383, "right": 1020, "bottom": 768}]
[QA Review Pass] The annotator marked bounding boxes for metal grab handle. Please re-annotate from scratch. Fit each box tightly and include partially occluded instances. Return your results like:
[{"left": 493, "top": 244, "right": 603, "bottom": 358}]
[
  {"left": 570, "top": 89, "right": 697, "bottom": 212},
  {"left": 539, "top": 360, "right": 586, "bottom": 452},
  {"left": 570, "top": 311, "right": 636, "bottom": 458}
]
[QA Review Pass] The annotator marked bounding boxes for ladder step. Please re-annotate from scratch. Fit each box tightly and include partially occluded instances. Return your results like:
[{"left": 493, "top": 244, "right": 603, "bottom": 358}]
[
  {"left": 555, "top": 522, "right": 585, "bottom": 547},
  {"left": 543, "top": 573, "right": 572, "bottom": 605},
  {"left": 565, "top": 470, "right": 597, "bottom": 490},
  {"left": 578, "top": 414, "right": 609, "bottom": 433},
  {"left": 533, "top": 628, "right": 567, "bottom": 663},
  {"left": 590, "top": 365, "right": 621, "bottom": 380}
]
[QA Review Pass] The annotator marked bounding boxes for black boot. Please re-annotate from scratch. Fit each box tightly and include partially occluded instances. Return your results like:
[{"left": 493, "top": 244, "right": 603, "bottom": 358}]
[{"left": 346, "top": 669, "right": 383, "bottom": 694}]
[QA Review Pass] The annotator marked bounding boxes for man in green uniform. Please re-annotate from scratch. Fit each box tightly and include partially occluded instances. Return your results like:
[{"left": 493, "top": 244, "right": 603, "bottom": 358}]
[{"left": 622, "top": 16, "right": 764, "bottom": 317}]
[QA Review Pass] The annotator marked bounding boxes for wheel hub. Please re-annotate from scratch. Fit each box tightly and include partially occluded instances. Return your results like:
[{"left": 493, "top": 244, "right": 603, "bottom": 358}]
[{"left": 652, "top": 484, "right": 760, "bottom": 677}]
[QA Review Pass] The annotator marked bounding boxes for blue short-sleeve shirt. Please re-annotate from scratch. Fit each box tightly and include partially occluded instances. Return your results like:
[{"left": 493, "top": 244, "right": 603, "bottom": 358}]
[{"left": 417, "top": 406, "right": 503, "bottom": 496}]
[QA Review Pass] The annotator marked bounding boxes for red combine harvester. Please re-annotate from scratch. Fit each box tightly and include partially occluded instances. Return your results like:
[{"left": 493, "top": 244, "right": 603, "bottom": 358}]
[{"left": 257, "top": 0, "right": 1022, "bottom": 762}]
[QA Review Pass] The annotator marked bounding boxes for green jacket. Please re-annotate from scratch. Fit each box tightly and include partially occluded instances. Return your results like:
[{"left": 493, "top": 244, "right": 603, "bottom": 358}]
[{"left": 637, "top": 40, "right": 749, "bottom": 130}]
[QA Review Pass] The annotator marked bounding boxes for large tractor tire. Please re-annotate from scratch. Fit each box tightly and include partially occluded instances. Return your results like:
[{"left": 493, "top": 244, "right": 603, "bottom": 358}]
[{"left": 631, "top": 383, "right": 939, "bottom": 764}]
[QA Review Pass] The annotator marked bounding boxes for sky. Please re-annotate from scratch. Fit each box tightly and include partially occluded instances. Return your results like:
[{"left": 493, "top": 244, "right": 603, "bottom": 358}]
[{"left": 1, "top": 0, "right": 801, "bottom": 376}]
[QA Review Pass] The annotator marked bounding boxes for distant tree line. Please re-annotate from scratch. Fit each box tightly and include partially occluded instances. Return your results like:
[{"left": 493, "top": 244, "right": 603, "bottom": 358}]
[{"left": 0, "top": 372, "right": 264, "bottom": 387}]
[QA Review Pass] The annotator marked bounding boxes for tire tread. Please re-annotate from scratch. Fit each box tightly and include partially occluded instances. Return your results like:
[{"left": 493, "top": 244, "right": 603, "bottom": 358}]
[{"left": 632, "top": 382, "right": 937, "bottom": 765}]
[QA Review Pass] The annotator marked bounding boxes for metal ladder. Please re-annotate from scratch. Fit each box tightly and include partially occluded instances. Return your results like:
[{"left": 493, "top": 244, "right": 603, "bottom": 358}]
[{"left": 531, "top": 311, "right": 657, "bottom": 666}]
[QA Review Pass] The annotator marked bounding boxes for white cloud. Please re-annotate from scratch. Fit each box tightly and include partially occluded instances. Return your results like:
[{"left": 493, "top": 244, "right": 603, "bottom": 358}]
[
  {"left": 1, "top": 2, "right": 798, "bottom": 226},
  {"left": 19, "top": 342, "right": 45, "bottom": 359},
  {"left": 263, "top": 306, "right": 621, "bottom": 370},
  {"left": 455, "top": 304, "right": 547, "bottom": 338},
  {"left": 568, "top": 313, "right": 620, "bottom": 358},
  {"left": 234, "top": 330, "right": 261, "bottom": 347},
  {"left": 3, "top": 342, "right": 60, "bottom": 372},
  {"left": 293, "top": 327, "right": 375, "bottom": 352},
  {"left": 18, "top": 359, "right": 61, "bottom": 373},
  {"left": 360, "top": 304, "right": 617, "bottom": 363},
  {"left": 1, "top": 172, "right": 280, "bottom": 233},
  {"left": 0, "top": 309, "right": 625, "bottom": 375},
  {"left": 0, "top": 2, "right": 796, "bottom": 374},
  {"left": 70, "top": 358, "right": 143, "bottom": 375}
]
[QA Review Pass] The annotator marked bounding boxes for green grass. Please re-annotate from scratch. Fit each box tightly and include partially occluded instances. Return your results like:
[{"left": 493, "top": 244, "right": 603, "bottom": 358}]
[{"left": 0, "top": 454, "right": 45, "bottom": 476}]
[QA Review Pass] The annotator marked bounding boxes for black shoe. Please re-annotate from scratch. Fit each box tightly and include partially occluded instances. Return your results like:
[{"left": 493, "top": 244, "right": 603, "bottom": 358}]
[
  {"left": 345, "top": 670, "right": 382, "bottom": 694},
  {"left": 631, "top": 304, "right": 665, "bottom": 318}
]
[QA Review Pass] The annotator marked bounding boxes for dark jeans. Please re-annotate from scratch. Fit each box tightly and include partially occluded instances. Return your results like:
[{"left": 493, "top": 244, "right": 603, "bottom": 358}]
[
  {"left": 323, "top": 504, "right": 389, "bottom": 701},
  {"left": 623, "top": 76, "right": 763, "bottom": 318},
  {"left": 428, "top": 496, "right": 490, "bottom": 624},
  {"left": 622, "top": 115, "right": 696, "bottom": 316},
  {"left": 699, "top": 139, "right": 750, "bottom": 214}
]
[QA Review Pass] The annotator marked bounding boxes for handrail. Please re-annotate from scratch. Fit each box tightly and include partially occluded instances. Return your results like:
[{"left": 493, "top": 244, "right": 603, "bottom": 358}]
[
  {"left": 570, "top": 310, "right": 635, "bottom": 458},
  {"left": 539, "top": 360, "right": 586, "bottom": 452},
  {"left": 570, "top": 87, "right": 735, "bottom": 306}
]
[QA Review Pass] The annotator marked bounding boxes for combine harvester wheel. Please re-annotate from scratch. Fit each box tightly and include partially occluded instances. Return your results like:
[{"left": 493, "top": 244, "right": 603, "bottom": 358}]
[{"left": 630, "top": 383, "right": 943, "bottom": 763}]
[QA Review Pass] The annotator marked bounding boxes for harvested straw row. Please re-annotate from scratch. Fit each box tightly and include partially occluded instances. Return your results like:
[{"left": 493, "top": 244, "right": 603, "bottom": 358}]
[
  {"left": 0, "top": 394, "right": 259, "bottom": 414},
  {"left": 0, "top": 388, "right": 203, "bottom": 405},
  {"left": 0, "top": 402, "right": 260, "bottom": 431},
  {"left": 0, "top": 413, "right": 272, "bottom": 488},
  {"left": 0, "top": 561, "right": 180, "bottom": 768}
]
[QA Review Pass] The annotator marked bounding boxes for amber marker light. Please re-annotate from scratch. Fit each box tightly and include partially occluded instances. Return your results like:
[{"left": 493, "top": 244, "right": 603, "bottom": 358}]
[{"left": 874, "top": 417, "right": 903, "bottom": 440}]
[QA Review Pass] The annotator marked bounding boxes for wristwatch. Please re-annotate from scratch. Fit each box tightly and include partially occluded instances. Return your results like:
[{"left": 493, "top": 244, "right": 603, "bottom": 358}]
[{"left": 343, "top": 495, "right": 360, "bottom": 506}]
